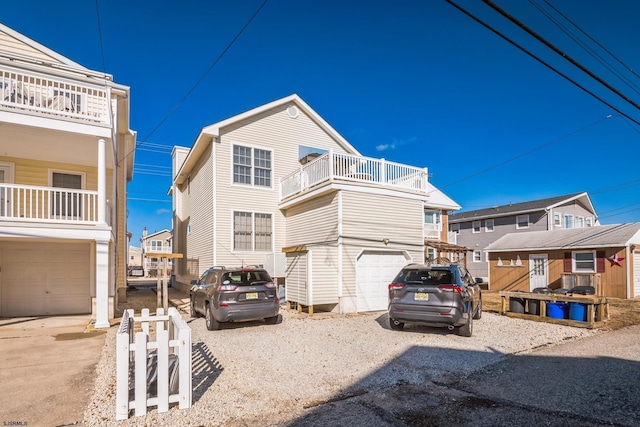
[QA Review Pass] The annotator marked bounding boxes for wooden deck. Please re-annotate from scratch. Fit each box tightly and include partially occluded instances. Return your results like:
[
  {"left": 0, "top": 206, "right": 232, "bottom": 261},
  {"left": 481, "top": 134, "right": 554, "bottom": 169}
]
[{"left": 499, "top": 291, "right": 609, "bottom": 329}]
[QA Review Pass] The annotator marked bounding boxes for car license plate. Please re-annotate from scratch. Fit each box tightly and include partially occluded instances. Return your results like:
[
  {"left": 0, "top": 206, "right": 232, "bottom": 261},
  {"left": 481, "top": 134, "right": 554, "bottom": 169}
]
[
  {"left": 246, "top": 292, "right": 258, "bottom": 300},
  {"left": 414, "top": 292, "right": 429, "bottom": 301}
]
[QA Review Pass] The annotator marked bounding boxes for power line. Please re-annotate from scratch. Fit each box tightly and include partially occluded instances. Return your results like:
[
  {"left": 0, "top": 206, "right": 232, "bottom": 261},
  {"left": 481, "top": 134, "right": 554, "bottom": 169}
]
[
  {"left": 437, "top": 114, "right": 613, "bottom": 191},
  {"left": 118, "top": 0, "right": 269, "bottom": 166},
  {"left": 541, "top": 0, "right": 640, "bottom": 82},
  {"left": 444, "top": 0, "right": 640, "bottom": 127},
  {"left": 481, "top": 0, "right": 640, "bottom": 113},
  {"left": 529, "top": 0, "right": 640, "bottom": 96}
]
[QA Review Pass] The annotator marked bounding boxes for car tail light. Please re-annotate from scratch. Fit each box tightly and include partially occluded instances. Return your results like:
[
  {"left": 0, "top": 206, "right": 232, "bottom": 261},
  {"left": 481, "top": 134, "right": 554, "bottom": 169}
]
[
  {"left": 218, "top": 284, "right": 238, "bottom": 291},
  {"left": 388, "top": 283, "right": 406, "bottom": 291},
  {"left": 437, "top": 285, "right": 463, "bottom": 294},
  {"left": 265, "top": 282, "right": 276, "bottom": 289}
]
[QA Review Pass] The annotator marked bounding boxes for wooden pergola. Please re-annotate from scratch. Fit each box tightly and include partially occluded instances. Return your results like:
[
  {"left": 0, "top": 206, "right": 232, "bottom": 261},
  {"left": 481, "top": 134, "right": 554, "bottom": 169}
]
[{"left": 424, "top": 240, "right": 470, "bottom": 266}]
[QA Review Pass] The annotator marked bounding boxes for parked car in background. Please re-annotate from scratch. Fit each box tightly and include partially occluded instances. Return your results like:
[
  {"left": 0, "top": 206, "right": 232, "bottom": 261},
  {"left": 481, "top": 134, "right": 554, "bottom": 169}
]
[
  {"left": 387, "top": 263, "right": 482, "bottom": 337},
  {"left": 190, "top": 266, "right": 281, "bottom": 330}
]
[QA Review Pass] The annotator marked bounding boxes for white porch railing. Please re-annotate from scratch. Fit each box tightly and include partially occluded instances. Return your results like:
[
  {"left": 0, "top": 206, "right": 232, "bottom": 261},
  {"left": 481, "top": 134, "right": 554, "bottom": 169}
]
[
  {"left": 116, "top": 307, "right": 192, "bottom": 420},
  {"left": 424, "top": 223, "right": 443, "bottom": 239},
  {"left": 0, "top": 183, "right": 102, "bottom": 224},
  {"left": 0, "top": 65, "right": 110, "bottom": 123},
  {"left": 144, "top": 246, "right": 173, "bottom": 253},
  {"left": 280, "top": 150, "right": 429, "bottom": 200}
]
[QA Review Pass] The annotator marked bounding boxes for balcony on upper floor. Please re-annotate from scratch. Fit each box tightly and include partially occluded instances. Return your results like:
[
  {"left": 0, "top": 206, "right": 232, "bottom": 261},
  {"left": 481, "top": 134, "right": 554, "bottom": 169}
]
[
  {"left": 0, "top": 183, "right": 109, "bottom": 226},
  {"left": 280, "top": 150, "right": 429, "bottom": 202},
  {"left": 0, "top": 62, "right": 111, "bottom": 125}
]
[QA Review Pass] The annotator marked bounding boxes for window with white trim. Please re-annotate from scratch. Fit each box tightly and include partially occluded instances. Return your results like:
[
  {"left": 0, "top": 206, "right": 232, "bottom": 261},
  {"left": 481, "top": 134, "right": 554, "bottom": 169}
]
[
  {"left": 233, "top": 144, "right": 272, "bottom": 187},
  {"left": 575, "top": 216, "right": 584, "bottom": 228},
  {"left": 586, "top": 217, "right": 593, "bottom": 227},
  {"left": 564, "top": 214, "right": 574, "bottom": 229},
  {"left": 233, "top": 211, "right": 273, "bottom": 251},
  {"left": 473, "top": 250, "right": 482, "bottom": 262},
  {"left": 485, "top": 219, "right": 494, "bottom": 232},
  {"left": 516, "top": 214, "right": 529, "bottom": 229},
  {"left": 472, "top": 220, "right": 481, "bottom": 233},
  {"left": 51, "top": 171, "right": 83, "bottom": 217},
  {"left": 573, "top": 250, "right": 595, "bottom": 272},
  {"left": 554, "top": 212, "right": 561, "bottom": 227},
  {"left": 450, "top": 223, "right": 459, "bottom": 234}
]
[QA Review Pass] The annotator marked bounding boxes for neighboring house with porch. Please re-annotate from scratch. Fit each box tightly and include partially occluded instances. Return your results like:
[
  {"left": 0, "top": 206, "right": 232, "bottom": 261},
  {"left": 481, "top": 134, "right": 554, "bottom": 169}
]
[
  {"left": 448, "top": 193, "right": 598, "bottom": 281},
  {"left": 170, "top": 94, "right": 462, "bottom": 313},
  {"left": 140, "top": 228, "right": 172, "bottom": 277},
  {"left": 0, "top": 24, "right": 135, "bottom": 327},
  {"left": 485, "top": 222, "right": 640, "bottom": 298}
]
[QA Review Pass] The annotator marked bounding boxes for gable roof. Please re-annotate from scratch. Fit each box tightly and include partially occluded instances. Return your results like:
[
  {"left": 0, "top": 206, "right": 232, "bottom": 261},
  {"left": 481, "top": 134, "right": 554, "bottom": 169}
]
[
  {"left": 0, "top": 23, "right": 87, "bottom": 70},
  {"left": 448, "top": 192, "right": 594, "bottom": 222},
  {"left": 174, "top": 94, "right": 359, "bottom": 185},
  {"left": 142, "top": 229, "right": 172, "bottom": 240},
  {"left": 426, "top": 182, "right": 461, "bottom": 211},
  {"left": 485, "top": 222, "right": 640, "bottom": 252}
]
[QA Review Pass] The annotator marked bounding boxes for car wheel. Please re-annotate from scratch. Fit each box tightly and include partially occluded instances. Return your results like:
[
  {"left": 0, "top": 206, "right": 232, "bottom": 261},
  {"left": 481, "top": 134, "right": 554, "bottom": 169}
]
[
  {"left": 205, "top": 304, "right": 220, "bottom": 331},
  {"left": 389, "top": 318, "right": 405, "bottom": 331},
  {"left": 473, "top": 298, "right": 483, "bottom": 320},
  {"left": 265, "top": 314, "right": 280, "bottom": 325},
  {"left": 458, "top": 313, "right": 473, "bottom": 337},
  {"left": 190, "top": 300, "right": 198, "bottom": 318}
]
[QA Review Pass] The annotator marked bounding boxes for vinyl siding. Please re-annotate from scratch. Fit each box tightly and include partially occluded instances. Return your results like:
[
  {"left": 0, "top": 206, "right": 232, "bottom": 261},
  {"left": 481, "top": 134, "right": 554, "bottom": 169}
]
[
  {"left": 340, "top": 191, "right": 424, "bottom": 301},
  {"left": 285, "top": 251, "right": 307, "bottom": 304},
  {"left": 214, "top": 104, "right": 350, "bottom": 268},
  {"left": 178, "top": 142, "right": 214, "bottom": 281},
  {"left": 0, "top": 30, "right": 62, "bottom": 63},
  {"left": 309, "top": 245, "right": 339, "bottom": 305},
  {"left": 285, "top": 191, "right": 338, "bottom": 247}
]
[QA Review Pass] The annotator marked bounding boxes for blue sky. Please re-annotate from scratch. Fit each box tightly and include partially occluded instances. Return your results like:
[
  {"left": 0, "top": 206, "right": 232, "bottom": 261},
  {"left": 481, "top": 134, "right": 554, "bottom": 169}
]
[{"left": 4, "top": 1, "right": 640, "bottom": 244}]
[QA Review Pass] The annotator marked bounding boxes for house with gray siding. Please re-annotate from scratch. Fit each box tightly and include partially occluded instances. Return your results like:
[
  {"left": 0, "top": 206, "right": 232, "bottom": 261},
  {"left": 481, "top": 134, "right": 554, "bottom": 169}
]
[
  {"left": 170, "top": 94, "right": 461, "bottom": 314},
  {"left": 448, "top": 193, "right": 598, "bottom": 281}
]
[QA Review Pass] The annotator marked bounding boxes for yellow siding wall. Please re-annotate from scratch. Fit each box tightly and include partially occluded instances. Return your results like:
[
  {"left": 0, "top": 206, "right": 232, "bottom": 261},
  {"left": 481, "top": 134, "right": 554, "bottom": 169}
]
[{"left": 0, "top": 30, "right": 63, "bottom": 63}]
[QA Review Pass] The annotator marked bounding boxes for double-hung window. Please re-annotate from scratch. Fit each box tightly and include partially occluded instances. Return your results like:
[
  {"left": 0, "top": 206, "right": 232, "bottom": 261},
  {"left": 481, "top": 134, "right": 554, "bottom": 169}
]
[
  {"left": 485, "top": 219, "right": 494, "bottom": 232},
  {"left": 516, "top": 214, "right": 529, "bottom": 229},
  {"left": 51, "top": 171, "right": 83, "bottom": 218},
  {"left": 472, "top": 220, "right": 481, "bottom": 233},
  {"left": 233, "top": 211, "right": 273, "bottom": 251},
  {"left": 233, "top": 144, "right": 272, "bottom": 188},
  {"left": 573, "top": 251, "right": 595, "bottom": 272}
]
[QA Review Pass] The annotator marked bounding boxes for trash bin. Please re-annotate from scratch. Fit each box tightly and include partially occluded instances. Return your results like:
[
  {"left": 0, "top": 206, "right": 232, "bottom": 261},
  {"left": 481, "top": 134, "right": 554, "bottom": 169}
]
[
  {"left": 568, "top": 302, "right": 588, "bottom": 322},
  {"left": 546, "top": 301, "right": 568, "bottom": 319},
  {"left": 528, "top": 287, "right": 551, "bottom": 315},
  {"left": 552, "top": 288, "right": 571, "bottom": 295},
  {"left": 571, "top": 285, "right": 595, "bottom": 295},
  {"left": 509, "top": 291, "right": 526, "bottom": 314}
]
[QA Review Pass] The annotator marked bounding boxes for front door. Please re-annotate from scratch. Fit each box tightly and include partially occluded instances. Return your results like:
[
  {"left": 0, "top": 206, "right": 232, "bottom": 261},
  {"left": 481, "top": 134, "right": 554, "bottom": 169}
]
[{"left": 529, "top": 254, "right": 548, "bottom": 291}]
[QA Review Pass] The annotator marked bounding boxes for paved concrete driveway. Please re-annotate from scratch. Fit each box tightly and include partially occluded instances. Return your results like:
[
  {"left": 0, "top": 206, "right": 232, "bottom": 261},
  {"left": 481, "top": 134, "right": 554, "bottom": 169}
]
[{"left": 0, "top": 315, "right": 105, "bottom": 427}]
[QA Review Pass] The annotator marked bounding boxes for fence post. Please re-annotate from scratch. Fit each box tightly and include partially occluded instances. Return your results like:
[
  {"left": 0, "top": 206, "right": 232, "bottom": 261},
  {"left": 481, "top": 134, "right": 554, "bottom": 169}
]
[
  {"left": 134, "top": 331, "right": 148, "bottom": 416},
  {"left": 116, "top": 311, "right": 131, "bottom": 420},
  {"left": 157, "top": 327, "right": 169, "bottom": 413},
  {"left": 178, "top": 325, "right": 192, "bottom": 409}
]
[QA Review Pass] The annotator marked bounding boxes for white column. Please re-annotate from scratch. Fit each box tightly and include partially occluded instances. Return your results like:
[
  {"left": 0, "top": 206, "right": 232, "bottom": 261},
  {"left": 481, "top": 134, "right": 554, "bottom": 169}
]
[
  {"left": 95, "top": 239, "right": 110, "bottom": 328},
  {"left": 98, "top": 138, "right": 106, "bottom": 224}
]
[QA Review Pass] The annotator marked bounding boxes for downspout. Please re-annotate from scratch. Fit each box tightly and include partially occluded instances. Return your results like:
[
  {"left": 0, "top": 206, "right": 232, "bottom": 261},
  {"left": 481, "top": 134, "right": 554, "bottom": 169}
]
[{"left": 337, "top": 191, "right": 343, "bottom": 313}]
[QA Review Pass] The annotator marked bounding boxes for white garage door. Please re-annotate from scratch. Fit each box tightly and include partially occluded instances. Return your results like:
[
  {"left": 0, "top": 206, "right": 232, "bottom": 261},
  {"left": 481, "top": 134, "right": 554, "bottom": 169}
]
[
  {"left": 356, "top": 250, "right": 409, "bottom": 312},
  {"left": 0, "top": 242, "right": 91, "bottom": 317}
]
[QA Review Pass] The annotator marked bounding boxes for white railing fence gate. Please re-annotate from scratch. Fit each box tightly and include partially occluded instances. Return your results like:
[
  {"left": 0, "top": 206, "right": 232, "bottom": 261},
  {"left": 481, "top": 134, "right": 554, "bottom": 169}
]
[{"left": 116, "top": 307, "right": 192, "bottom": 420}]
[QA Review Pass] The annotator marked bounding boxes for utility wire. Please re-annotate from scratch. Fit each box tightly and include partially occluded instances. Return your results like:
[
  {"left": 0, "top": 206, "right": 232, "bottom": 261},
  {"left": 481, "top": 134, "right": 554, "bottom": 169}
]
[
  {"left": 437, "top": 114, "right": 613, "bottom": 190},
  {"left": 529, "top": 0, "right": 640, "bottom": 96},
  {"left": 482, "top": 0, "right": 640, "bottom": 113},
  {"left": 542, "top": 0, "right": 640, "bottom": 82},
  {"left": 444, "top": 0, "right": 640, "bottom": 127},
  {"left": 118, "top": 0, "right": 269, "bottom": 167}
]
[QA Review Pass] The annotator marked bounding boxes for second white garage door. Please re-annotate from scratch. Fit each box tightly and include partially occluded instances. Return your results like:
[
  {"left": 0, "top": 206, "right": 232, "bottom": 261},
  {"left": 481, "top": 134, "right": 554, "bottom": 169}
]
[
  {"left": 0, "top": 242, "right": 91, "bottom": 317},
  {"left": 356, "top": 250, "right": 409, "bottom": 312}
]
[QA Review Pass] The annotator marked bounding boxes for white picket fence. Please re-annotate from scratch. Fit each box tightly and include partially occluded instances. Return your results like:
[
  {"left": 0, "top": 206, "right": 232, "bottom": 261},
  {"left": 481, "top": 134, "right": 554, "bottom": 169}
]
[{"left": 116, "top": 307, "right": 192, "bottom": 420}]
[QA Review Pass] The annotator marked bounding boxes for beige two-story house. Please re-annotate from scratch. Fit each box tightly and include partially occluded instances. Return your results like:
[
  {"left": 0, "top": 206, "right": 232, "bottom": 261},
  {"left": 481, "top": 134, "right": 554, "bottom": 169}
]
[
  {"left": 0, "top": 24, "right": 135, "bottom": 327},
  {"left": 171, "top": 94, "right": 460, "bottom": 314}
]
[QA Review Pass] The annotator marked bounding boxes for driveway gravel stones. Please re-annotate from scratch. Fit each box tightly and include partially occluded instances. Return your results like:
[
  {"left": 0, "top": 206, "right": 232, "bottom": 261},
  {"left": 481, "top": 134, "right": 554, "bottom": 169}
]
[{"left": 84, "top": 291, "right": 604, "bottom": 426}]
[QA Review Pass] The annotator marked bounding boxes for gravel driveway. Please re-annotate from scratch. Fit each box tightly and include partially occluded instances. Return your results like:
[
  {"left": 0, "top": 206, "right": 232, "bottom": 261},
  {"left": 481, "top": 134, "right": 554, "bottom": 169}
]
[{"left": 84, "top": 295, "right": 599, "bottom": 427}]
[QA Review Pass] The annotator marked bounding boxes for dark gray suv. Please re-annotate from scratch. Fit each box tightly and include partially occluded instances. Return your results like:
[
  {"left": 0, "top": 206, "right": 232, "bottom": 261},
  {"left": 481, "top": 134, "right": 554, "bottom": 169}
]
[
  {"left": 387, "top": 263, "right": 482, "bottom": 337},
  {"left": 190, "top": 266, "right": 280, "bottom": 330}
]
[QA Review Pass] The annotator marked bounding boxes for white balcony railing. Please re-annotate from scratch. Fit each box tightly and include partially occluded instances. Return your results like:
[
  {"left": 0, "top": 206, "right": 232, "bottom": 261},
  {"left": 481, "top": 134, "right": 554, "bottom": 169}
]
[
  {"left": 424, "top": 223, "right": 443, "bottom": 239},
  {"left": 0, "top": 65, "right": 110, "bottom": 124},
  {"left": 0, "top": 183, "right": 102, "bottom": 224},
  {"left": 280, "top": 150, "right": 429, "bottom": 200},
  {"left": 144, "top": 246, "right": 172, "bottom": 254}
]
